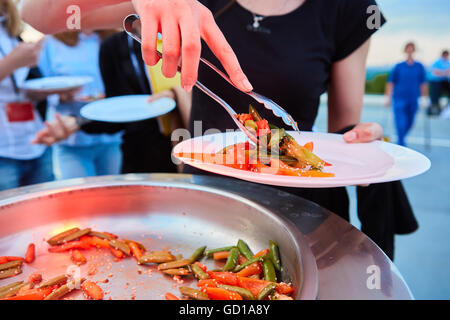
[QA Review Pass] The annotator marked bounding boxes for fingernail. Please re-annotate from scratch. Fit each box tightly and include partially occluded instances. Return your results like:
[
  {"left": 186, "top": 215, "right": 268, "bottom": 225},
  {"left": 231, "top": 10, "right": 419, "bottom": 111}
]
[
  {"left": 242, "top": 78, "right": 253, "bottom": 92},
  {"left": 344, "top": 131, "right": 357, "bottom": 142},
  {"left": 183, "top": 85, "right": 193, "bottom": 92}
]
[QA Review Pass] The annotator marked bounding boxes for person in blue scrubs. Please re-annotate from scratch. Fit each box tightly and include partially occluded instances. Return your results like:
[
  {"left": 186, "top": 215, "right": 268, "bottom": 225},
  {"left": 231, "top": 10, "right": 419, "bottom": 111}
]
[
  {"left": 428, "top": 50, "right": 449, "bottom": 112},
  {"left": 385, "top": 42, "right": 428, "bottom": 146}
]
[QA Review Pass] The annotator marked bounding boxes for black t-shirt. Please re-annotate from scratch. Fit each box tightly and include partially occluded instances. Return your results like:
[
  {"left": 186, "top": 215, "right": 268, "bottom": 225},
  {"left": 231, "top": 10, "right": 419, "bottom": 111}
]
[{"left": 191, "top": 0, "right": 386, "bottom": 133}]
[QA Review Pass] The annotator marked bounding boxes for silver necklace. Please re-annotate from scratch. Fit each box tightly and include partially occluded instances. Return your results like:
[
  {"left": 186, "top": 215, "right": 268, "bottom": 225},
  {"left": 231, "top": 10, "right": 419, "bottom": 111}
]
[{"left": 247, "top": 13, "right": 271, "bottom": 34}]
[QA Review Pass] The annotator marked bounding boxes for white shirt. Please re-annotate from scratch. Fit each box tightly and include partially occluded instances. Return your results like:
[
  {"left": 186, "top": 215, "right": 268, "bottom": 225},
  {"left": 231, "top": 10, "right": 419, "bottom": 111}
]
[{"left": 0, "top": 24, "right": 45, "bottom": 160}]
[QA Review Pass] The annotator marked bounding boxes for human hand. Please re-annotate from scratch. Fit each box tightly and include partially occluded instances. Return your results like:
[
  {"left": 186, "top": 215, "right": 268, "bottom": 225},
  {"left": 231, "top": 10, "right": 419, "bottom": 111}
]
[
  {"left": 147, "top": 89, "right": 176, "bottom": 103},
  {"left": 59, "top": 87, "right": 82, "bottom": 103},
  {"left": 131, "top": 0, "right": 253, "bottom": 93},
  {"left": 7, "top": 39, "right": 43, "bottom": 69},
  {"left": 343, "top": 122, "right": 383, "bottom": 143},
  {"left": 32, "top": 114, "right": 79, "bottom": 146}
]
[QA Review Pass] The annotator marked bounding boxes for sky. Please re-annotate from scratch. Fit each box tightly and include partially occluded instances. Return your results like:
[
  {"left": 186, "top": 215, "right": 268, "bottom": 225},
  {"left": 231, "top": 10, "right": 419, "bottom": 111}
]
[{"left": 368, "top": 0, "right": 450, "bottom": 67}]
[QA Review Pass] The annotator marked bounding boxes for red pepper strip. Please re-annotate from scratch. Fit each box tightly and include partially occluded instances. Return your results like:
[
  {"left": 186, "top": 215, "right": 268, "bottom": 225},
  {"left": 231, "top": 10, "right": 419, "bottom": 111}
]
[
  {"left": 197, "top": 279, "right": 218, "bottom": 288},
  {"left": 194, "top": 261, "right": 207, "bottom": 272},
  {"left": 128, "top": 241, "right": 143, "bottom": 260},
  {"left": 253, "top": 249, "right": 269, "bottom": 258},
  {"left": 1, "top": 256, "right": 25, "bottom": 262},
  {"left": 81, "top": 280, "right": 104, "bottom": 300},
  {"left": 256, "top": 119, "right": 271, "bottom": 137},
  {"left": 207, "top": 272, "right": 239, "bottom": 286},
  {"left": 303, "top": 142, "right": 314, "bottom": 152},
  {"left": 236, "top": 276, "right": 294, "bottom": 297},
  {"left": 237, "top": 254, "right": 248, "bottom": 265},
  {"left": 165, "top": 292, "right": 180, "bottom": 300},
  {"left": 25, "top": 243, "right": 35, "bottom": 263},
  {"left": 275, "top": 282, "right": 295, "bottom": 295},
  {"left": 0, "top": 257, "right": 7, "bottom": 264},
  {"left": 1, "top": 287, "right": 54, "bottom": 300},
  {"left": 237, "top": 113, "right": 253, "bottom": 124},
  {"left": 203, "top": 287, "right": 243, "bottom": 300},
  {"left": 236, "top": 262, "right": 263, "bottom": 278},
  {"left": 48, "top": 240, "right": 90, "bottom": 252}
]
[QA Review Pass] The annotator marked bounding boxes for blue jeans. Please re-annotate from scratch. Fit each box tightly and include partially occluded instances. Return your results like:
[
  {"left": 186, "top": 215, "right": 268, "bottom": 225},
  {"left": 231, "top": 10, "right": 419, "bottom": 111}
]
[
  {"left": 0, "top": 148, "right": 54, "bottom": 191},
  {"left": 53, "top": 143, "right": 122, "bottom": 180},
  {"left": 393, "top": 98, "right": 419, "bottom": 146}
]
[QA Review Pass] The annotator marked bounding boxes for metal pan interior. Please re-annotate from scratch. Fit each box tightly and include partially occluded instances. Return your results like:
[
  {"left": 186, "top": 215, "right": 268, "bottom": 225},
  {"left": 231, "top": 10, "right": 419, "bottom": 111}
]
[{"left": 0, "top": 182, "right": 317, "bottom": 300}]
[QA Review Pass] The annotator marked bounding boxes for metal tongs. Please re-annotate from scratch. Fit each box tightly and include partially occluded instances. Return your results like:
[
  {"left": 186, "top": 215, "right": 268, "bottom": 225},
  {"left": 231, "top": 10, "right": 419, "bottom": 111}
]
[{"left": 124, "top": 14, "right": 300, "bottom": 145}]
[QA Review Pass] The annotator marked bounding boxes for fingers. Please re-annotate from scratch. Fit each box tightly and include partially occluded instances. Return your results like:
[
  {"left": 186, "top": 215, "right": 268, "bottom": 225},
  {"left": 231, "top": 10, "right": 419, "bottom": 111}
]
[
  {"left": 179, "top": 17, "right": 201, "bottom": 92},
  {"left": 201, "top": 12, "right": 253, "bottom": 92},
  {"left": 55, "top": 114, "right": 70, "bottom": 138},
  {"left": 141, "top": 12, "right": 160, "bottom": 66},
  {"left": 161, "top": 14, "right": 181, "bottom": 78},
  {"left": 343, "top": 123, "right": 383, "bottom": 143}
]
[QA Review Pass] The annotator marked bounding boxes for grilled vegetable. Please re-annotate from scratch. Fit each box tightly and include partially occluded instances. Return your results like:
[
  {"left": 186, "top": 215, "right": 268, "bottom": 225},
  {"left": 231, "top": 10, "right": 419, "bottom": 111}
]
[
  {"left": 138, "top": 251, "right": 176, "bottom": 264},
  {"left": 217, "top": 284, "right": 255, "bottom": 300},
  {"left": 123, "top": 239, "right": 146, "bottom": 252},
  {"left": 179, "top": 286, "right": 209, "bottom": 300},
  {"left": 25, "top": 243, "right": 35, "bottom": 263},
  {"left": 81, "top": 280, "right": 104, "bottom": 300},
  {"left": 190, "top": 264, "right": 209, "bottom": 280},
  {"left": 0, "top": 281, "right": 25, "bottom": 299},
  {"left": 189, "top": 246, "right": 206, "bottom": 262},
  {"left": 39, "top": 275, "right": 68, "bottom": 288},
  {"left": 158, "top": 259, "right": 192, "bottom": 271},
  {"left": 162, "top": 268, "right": 192, "bottom": 276},
  {"left": 204, "top": 246, "right": 235, "bottom": 258},
  {"left": 0, "top": 260, "right": 23, "bottom": 271},
  {"left": 87, "top": 231, "right": 117, "bottom": 240},
  {"left": 262, "top": 258, "right": 277, "bottom": 282},
  {"left": 128, "top": 241, "right": 143, "bottom": 260},
  {"left": 257, "top": 283, "right": 277, "bottom": 300},
  {"left": 47, "top": 227, "right": 80, "bottom": 246},
  {"left": 236, "top": 240, "right": 254, "bottom": 260},
  {"left": 44, "top": 283, "right": 73, "bottom": 300},
  {"left": 223, "top": 247, "right": 239, "bottom": 271},
  {"left": 233, "top": 256, "right": 264, "bottom": 272},
  {"left": 109, "top": 239, "right": 130, "bottom": 256},
  {"left": 249, "top": 105, "right": 262, "bottom": 122},
  {"left": 71, "top": 250, "right": 87, "bottom": 265},
  {"left": 204, "top": 287, "right": 243, "bottom": 300},
  {"left": 268, "top": 240, "right": 281, "bottom": 272},
  {"left": 279, "top": 135, "right": 324, "bottom": 170}
]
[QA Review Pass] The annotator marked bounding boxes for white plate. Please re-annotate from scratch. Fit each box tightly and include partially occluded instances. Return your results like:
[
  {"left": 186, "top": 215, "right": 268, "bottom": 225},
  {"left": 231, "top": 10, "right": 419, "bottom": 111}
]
[
  {"left": 20, "top": 76, "right": 93, "bottom": 93},
  {"left": 80, "top": 95, "right": 176, "bottom": 123},
  {"left": 173, "top": 131, "right": 431, "bottom": 188}
]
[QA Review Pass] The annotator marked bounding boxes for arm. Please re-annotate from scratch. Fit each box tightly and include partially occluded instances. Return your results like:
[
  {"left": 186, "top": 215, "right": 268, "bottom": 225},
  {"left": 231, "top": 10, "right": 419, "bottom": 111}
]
[
  {"left": 328, "top": 39, "right": 383, "bottom": 143},
  {"left": 21, "top": 0, "right": 252, "bottom": 93}
]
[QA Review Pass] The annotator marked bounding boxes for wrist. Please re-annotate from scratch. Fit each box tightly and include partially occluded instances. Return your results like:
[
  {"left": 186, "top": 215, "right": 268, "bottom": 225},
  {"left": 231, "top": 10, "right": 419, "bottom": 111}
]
[{"left": 4, "top": 53, "right": 22, "bottom": 70}]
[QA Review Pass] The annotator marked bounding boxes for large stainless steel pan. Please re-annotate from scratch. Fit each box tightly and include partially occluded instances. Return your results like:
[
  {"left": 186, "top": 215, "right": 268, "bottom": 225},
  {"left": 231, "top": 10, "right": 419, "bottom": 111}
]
[{"left": 0, "top": 174, "right": 318, "bottom": 300}]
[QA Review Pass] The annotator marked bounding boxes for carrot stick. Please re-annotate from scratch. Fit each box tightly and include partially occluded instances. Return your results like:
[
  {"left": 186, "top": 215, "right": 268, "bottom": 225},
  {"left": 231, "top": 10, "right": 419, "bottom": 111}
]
[
  {"left": 4, "top": 256, "right": 25, "bottom": 262},
  {"left": 236, "top": 262, "right": 262, "bottom": 278},
  {"left": 128, "top": 241, "right": 143, "bottom": 260},
  {"left": 48, "top": 240, "right": 90, "bottom": 252},
  {"left": 203, "top": 287, "right": 243, "bottom": 300},
  {"left": 0, "top": 257, "right": 7, "bottom": 264},
  {"left": 165, "top": 292, "right": 180, "bottom": 300},
  {"left": 237, "top": 255, "right": 248, "bottom": 265},
  {"left": 213, "top": 251, "right": 230, "bottom": 260},
  {"left": 71, "top": 250, "right": 87, "bottom": 265},
  {"left": 1, "top": 287, "right": 53, "bottom": 300},
  {"left": 110, "top": 247, "right": 125, "bottom": 259},
  {"left": 25, "top": 243, "right": 35, "bottom": 263},
  {"left": 81, "top": 281, "right": 104, "bottom": 300},
  {"left": 303, "top": 142, "right": 314, "bottom": 151},
  {"left": 253, "top": 249, "right": 269, "bottom": 258},
  {"left": 197, "top": 279, "right": 218, "bottom": 288}
]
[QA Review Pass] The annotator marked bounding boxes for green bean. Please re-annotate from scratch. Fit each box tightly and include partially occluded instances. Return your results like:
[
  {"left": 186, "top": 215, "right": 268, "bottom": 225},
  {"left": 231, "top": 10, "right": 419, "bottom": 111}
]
[
  {"left": 217, "top": 284, "right": 255, "bottom": 300},
  {"left": 123, "top": 239, "right": 146, "bottom": 252},
  {"left": 138, "top": 251, "right": 175, "bottom": 264},
  {"left": 0, "top": 281, "right": 24, "bottom": 299},
  {"left": 237, "top": 239, "right": 254, "bottom": 260},
  {"left": 263, "top": 258, "right": 277, "bottom": 282},
  {"left": 88, "top": 231, "right": 116, "bottom": 240},
  {"left": 44, "top": 283, "right": 72, "bottom": 300},
  {"left": 257, "top": 283, "right": 277, "bottom": 300},
  {"left": 175, "top": 254, "right": 183, "bottom": 260},
  {"left": 190, "top": 264, "right": 209, "bottom": 280},
  {"left": 0, "top": 266, "right": 22, "bottom": 279},
  {"left": 162, "top": 268, "right": 192, "bottom": 276},
  {"left": 204, "top": 246, "right": 236, "bottom": 258},
  {"left": 179, "top": 286, "right": 209, "bottom": 300},
  {"left": 59, "top": 228, "right": 91, "bottom": 244},
  {"left": 269, "top": 240, "right": 281, "bottom": 272},
  {"left": 189, "top": 246, "right": 206, "bottom": 262},
  {"left": 223, "top": 247, "right": 239, "bottom": 271},
  {"left": 47, "top": 227, "right": 80, "bottom": 245},
  {"left": 233, "top": 256, "right": 264, "bottom": 272},
  {"left": 39, "top": 275, "right": 68, "bottom": 288},
  {"left": 0, "top": 260, "right": 23, "bottom": 271},
  {"left": 249, "top": 105, "right": 262, "bottom": 122},
  {"left": 158, "top": 259, "right": 192, "bottom": 271},
  {"left": 109, "top": 239, "right": 130, "bottom": 255}
]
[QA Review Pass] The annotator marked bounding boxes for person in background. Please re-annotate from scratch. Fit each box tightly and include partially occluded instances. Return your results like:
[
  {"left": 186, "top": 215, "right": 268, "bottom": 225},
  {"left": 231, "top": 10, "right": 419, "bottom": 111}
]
[
  {"left": 385, "top": 42, "right": 428, "bottom": 147},
  {"left": 38, "top": 30, "right": 123, "bottom": 179},
  {"left": 428, "top": 50, "right": 449, "bottom": 115},
  {"left": 0, "top": 0, "right": 54, "bottom": 191}
]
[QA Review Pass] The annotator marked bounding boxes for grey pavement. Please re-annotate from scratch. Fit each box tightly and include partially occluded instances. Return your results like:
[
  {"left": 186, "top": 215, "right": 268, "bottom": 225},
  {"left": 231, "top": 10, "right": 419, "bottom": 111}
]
[{"left": 315, "top": 99, "right": 450, "bottom": 300}]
